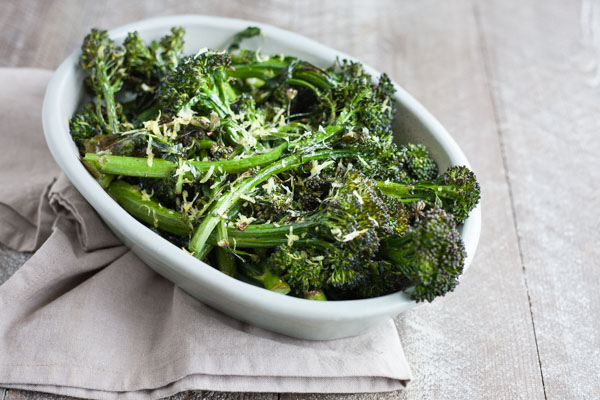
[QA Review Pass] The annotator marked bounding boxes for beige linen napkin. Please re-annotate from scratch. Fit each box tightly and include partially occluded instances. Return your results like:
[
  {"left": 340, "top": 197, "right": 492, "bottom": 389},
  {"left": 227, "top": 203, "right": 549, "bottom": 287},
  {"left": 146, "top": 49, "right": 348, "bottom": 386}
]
[{"left": 0, "top": 68, "right": 411, "bottom": 400}]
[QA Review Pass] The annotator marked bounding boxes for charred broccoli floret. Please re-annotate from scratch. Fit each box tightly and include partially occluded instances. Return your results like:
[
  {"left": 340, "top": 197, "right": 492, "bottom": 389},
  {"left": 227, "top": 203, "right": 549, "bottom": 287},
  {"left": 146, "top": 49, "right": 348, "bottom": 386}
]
[
  {"left": 158, "top": 51, "right": 234, "bottom": 115},
  {"left": 69, "top": 103, "right": 107, "bottom": 151},
  {"left": 123, "top": 27, "right": 185, "bottom": 94},
  {"left": 379, "top": 207, "right": 466, "bottom": 302},
  {"left": 398, "top": 143, "right": 438, "bottom": 182}
]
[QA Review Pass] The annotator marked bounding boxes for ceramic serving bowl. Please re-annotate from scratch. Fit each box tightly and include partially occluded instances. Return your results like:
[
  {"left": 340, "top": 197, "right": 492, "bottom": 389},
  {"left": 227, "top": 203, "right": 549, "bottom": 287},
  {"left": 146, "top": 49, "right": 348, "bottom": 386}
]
[{"left": 42, "top": 15, "right": 481, "bottom": 340}]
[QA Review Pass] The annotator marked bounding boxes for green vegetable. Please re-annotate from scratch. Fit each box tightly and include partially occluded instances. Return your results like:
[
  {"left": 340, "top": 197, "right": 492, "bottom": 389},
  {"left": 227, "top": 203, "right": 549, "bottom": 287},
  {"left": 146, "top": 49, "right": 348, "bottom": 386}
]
[
  {"left": 79, "top": 29, "right": 126, "bottom": 134},
  {"left": 83, "top": 141, "right": 288, "bottom": 177},
  {"left": 70, "top": 25, "right": 481, "bottom": 302},
  {"left": 377, "top": 165, "right": 480, "bottom": 223},
  {"left": 106, "top": 180, "right": 191, "bottom": 236}
]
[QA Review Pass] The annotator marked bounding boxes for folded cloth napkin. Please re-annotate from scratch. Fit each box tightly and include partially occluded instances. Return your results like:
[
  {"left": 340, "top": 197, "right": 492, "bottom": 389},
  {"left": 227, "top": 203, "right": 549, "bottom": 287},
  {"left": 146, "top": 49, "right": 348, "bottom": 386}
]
[{"left": 0, "top": 68, "right": 411, "bottom": 399}]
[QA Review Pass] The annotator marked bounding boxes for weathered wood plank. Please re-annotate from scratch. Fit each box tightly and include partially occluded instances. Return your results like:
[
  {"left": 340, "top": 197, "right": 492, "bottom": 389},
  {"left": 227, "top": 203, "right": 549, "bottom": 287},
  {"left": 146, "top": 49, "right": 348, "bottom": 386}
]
[
  {"left": 477, "top": 0, "right": 600, "bottom": 398},
  {"left": 168, "top": 391, "right": 278, "bottom": 400},
  {"left": 4, "top": 390, "right": 76, "bottom": 400},
  {"left": 3, "top": 389, "right": 278, "bottom": 400}
]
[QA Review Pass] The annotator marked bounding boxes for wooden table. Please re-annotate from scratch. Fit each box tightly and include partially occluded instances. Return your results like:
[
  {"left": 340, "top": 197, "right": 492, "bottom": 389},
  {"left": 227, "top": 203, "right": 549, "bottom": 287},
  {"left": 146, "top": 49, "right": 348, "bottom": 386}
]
[{"left": 1, "top": 0, "right": 598, "bottom": 398}]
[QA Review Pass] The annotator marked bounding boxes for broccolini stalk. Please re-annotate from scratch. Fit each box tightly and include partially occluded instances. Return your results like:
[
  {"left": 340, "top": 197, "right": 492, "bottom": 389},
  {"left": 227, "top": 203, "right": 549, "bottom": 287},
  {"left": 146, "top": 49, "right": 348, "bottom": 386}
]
[
  {"left": 376, "top": 165, "right": 480, "bottom": 223},
  {"left": 214, "top": 216, "right": 238, "bottom": 277},
  {"left": 208, "top": 220, "right": 319, "bottom": 248},
  {"left": 188, "top": 148, "right": 358, "bottom": 257},
  {"left": 83, "top": 142, "right": 288, "bottom": 178},
  {"left": 81, "top": 158, "right": 114, "bottom": 189},
  {"left": 304, "top": 290, "right": 327, "bottom": 301},
  {"left": 229, "top": 59, "right": 336, "bottom": 94},
  {"left": 104, "top": 180, "right": 246, "bottom": 272},
  {"left": 238, "top": 263, "right": 291, "bottom": 294},
  {"left": 215, "top": 246, "right": 237, "bottom": 277},
  {"left": 106, "top": 180, "right": 191, "bottom": 236}
]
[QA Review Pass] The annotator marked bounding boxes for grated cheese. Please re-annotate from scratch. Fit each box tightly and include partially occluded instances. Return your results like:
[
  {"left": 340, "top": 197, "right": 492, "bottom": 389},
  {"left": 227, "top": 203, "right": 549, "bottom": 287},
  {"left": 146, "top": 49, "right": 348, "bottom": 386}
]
[
  {"left": 240, "top": 194, "right": 256, "bottom": 204},
  {"left": 342, "top": 229, "right": 368, "bottom": 242},
  {"left": 146, "top": 136, "right": 154, "bottom": 167},
  {"left": 352, "top": 190, "right": 364, "bottom": 205},
  {"left": 199, "top": 165, "right": 215, "bottom": 183},
  {"left": 286, "top": 226, "right": 300, "bottom": 247},
  {"left": 310, "top": 160, "right": 334, "bottom": 177},
  {"left": 140, "top": 189, "right": 154, "bottom": 202}
]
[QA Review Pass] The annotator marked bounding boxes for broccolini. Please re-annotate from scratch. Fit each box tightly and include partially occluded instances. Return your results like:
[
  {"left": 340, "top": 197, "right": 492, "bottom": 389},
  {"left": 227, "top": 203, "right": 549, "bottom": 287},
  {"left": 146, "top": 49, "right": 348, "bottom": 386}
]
[{"left": 71, "top": 26, "right": 481, "bottom": 302}]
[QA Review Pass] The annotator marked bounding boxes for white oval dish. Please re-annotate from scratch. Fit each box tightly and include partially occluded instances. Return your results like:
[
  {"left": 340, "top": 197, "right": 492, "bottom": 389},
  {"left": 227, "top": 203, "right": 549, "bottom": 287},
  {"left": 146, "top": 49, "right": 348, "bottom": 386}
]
[{"left": 42, "top": 15, "right": 481, "bottom": 340}]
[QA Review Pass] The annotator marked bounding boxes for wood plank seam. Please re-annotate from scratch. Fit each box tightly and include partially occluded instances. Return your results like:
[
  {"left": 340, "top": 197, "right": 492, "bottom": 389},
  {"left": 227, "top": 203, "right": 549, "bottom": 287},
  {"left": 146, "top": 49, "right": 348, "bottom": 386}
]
[{"left": 472, "top": 2, "right": 548, "bottom": 398}]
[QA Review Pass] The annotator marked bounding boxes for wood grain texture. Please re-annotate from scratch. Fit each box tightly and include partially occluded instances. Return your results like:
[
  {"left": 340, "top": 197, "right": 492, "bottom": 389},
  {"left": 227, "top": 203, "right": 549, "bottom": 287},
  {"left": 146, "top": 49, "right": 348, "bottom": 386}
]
[
  {"left": 478, "top": 0, "right": 600, "bottom": 398},
  {"left": 4, "top": 390, "right": 76, "bottom": 400},
  {"left": 326, "top": 0, "right": 544, "bottom": 398},
  {"left": 3, "top": 0, "right": 588, "bottom": 398}
]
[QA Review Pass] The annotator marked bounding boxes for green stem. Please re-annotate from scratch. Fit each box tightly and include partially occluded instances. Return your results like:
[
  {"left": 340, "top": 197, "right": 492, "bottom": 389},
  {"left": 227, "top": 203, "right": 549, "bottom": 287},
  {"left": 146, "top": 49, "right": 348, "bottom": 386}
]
[
  {"left": 227, "top": 26, "right": 261, "bottom": 52},
  {"left": 99, "top": 65, "right": 119, "bottom": 133},
  {"left": 292, "top": 69, "right": 335, "bottom": 90},
  {"left": 196, "top": 139, "right": 216, "bottom": 149},
  {"left": 376, "top": 181, "right": 414, "bottom": 197},
  {"left": 85, "top": 153, "right": 174, "bottom": 178},
  {"left": 81, "top": 158, "right": 114, "bottom": 189},
  {"left": 377, "top": 181, "right": 449, "bottom": 203},
  {"left": 304, "top": 289, "right": 327, "bottom": 301},
  {"left": 208, "top": 219, "right": 319, "bottom": 248},
  {"left": 83, "top": 142, "right": 288, "bottom": 178},
  {"left": 239, "top": 263, "right": 290, "bottom": 294},
  {"left": 229, "top": 62, "right": 335, "bottom": 93},
  {"left": 106, "top": 180, "right": 191, "bottom": 236},
  {"left": 197, "top": 244, "right": 213, "bottom": 261},
  {"left": 286, "top": 78, "right": 319, "bottom": 95},
  {"left": 215, "top": 247, "right": 237, "bottom": 277},
  {"left": 229, "top": 60, "right": 291, "bottom": 80}
]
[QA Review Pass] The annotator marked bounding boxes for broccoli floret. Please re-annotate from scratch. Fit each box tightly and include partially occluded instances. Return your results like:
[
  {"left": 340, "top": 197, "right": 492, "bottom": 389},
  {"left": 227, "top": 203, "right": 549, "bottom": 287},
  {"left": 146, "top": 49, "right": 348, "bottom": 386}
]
[
  {"left": 325, "top": 60, "right": 395, "bottom": 134},
  {"left": 159, "top": 27, "right": 185, "bottom": 70},
  {"left": 319, "top": 169, "right": 394, "bottom": 255},
  {"left": 379, "top": 207, "right": 466, "bottom": 302},
  {"left": 158, "top": 51, "right": 234, "bottom": 115},
  {"left": 265, "top": 242, "right": 371, "bottom": 297},
  {"left": 69, "top": 103, "right": 107, "bottom": 151},
  {"left": 123, "top": 27, "right": 185, "bottom": 94},
  {"left": 80, "top": 29, "right": 126, "bottom": 133},
  {"left": 267, "top": 247, "right": 328, "bottom": 294},
  {"left": 293, "top": 173, "right": 333, "bottom": 211},
  {"left": 138, "top": 170, "right": 179, "bottom": 208},
  {"left": 398, "top": 143, "right": 438, "bottom": 182}
]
